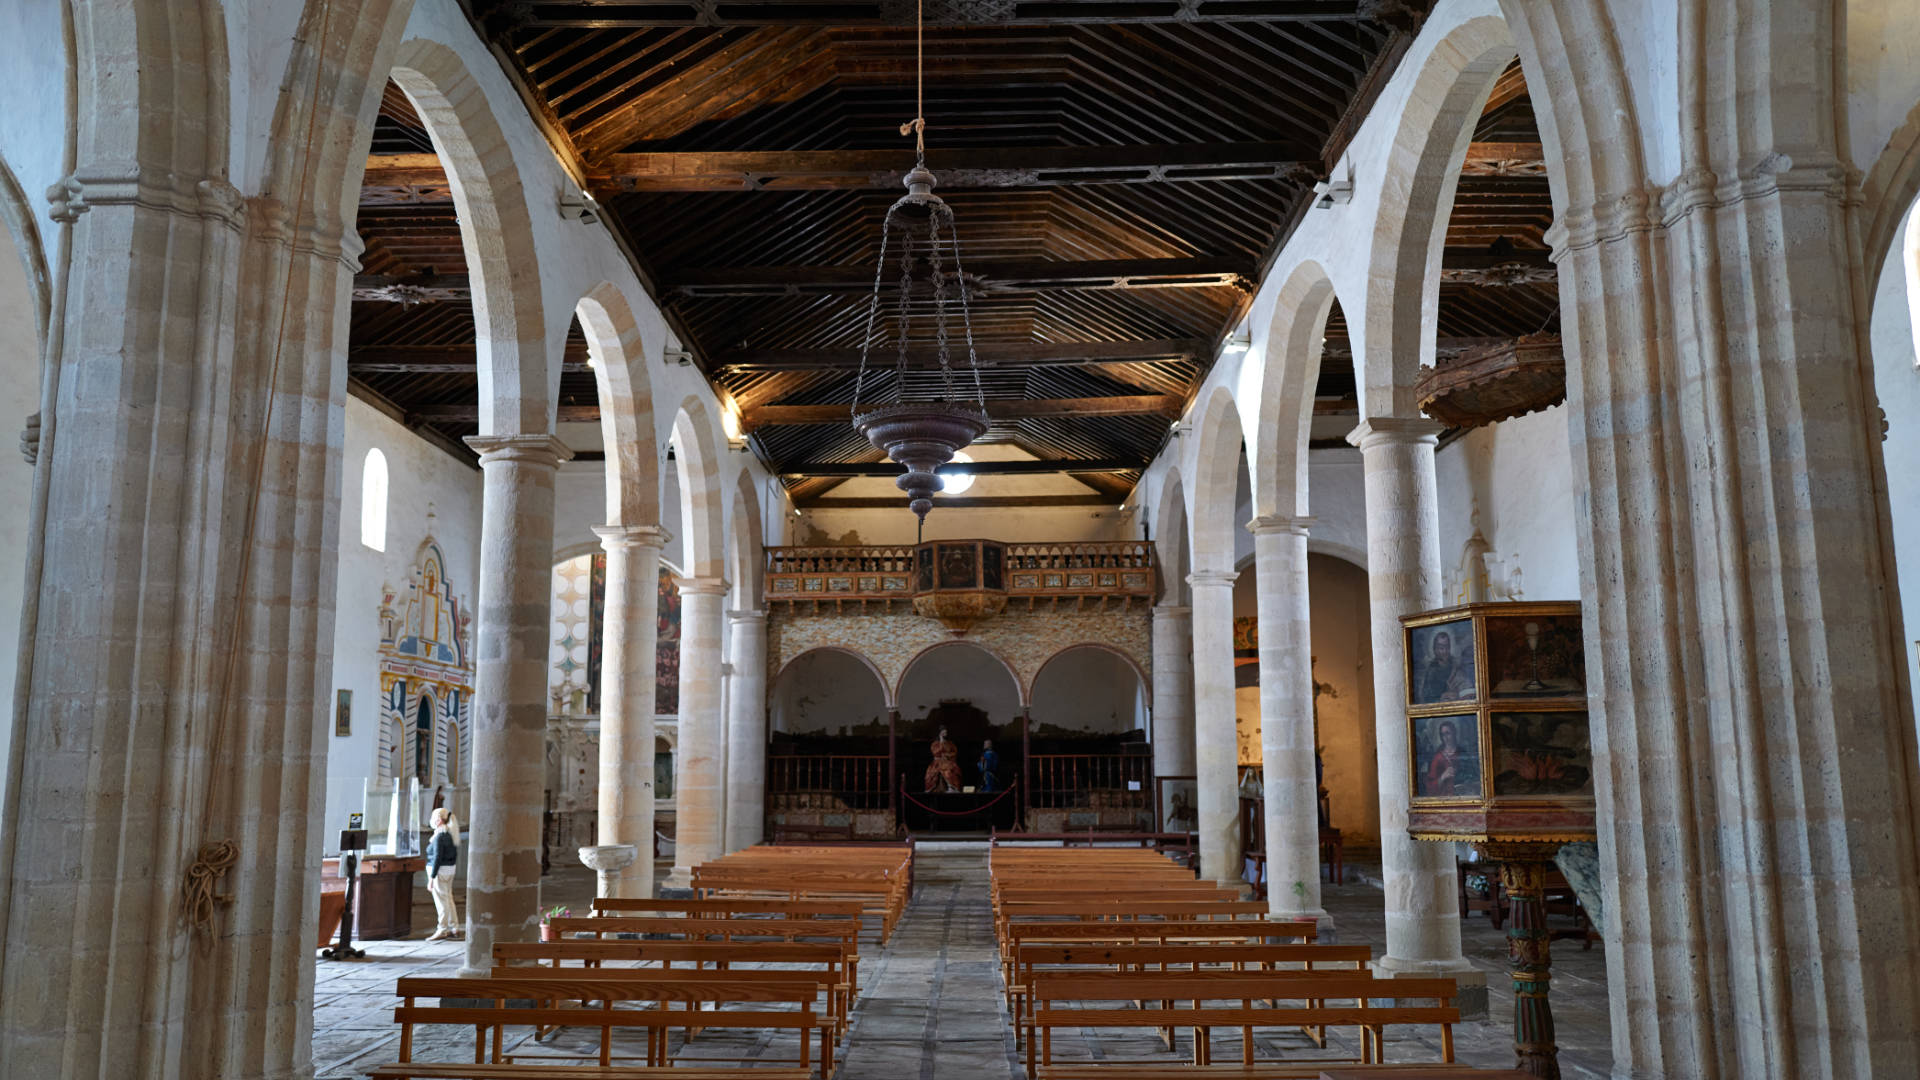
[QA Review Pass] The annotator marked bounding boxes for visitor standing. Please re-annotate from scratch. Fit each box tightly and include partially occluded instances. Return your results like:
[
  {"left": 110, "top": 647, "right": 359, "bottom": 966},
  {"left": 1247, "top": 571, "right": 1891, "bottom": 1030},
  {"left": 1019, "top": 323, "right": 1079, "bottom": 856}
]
[{"left": 425, "top": 807, "right": 461, "bottom": 941}]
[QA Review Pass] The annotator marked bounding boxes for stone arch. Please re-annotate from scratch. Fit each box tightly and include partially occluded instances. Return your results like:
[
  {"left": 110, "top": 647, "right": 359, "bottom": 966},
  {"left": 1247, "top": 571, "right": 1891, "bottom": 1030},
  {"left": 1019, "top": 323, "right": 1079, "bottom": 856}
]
[
  {"left": 388, "top": 38, "right": 552, "bottom": 435},
  {"left": 1187, "top": 384, "right": 1246, "bottom": 574},
  {"left": 1154, "top": 469, "right": 1191, "bottom": 605},
  {"left": 896, "top": 639, "right": 1027, "bottom": 710},
  {"left": 729, "top": 468, "right": 765, "bottom": 610},
  {"left": 1360, "top": 13, "right": 1518, "bottom": 418},
  {"left": 773, "top": 646, "right": 896, "bottom": 712},
  {"left": 1863, "top": 99, "right": 1920, "bottom": 272},
  {"left": 575, "top": 282, "right": 660, "bottom": 528},
  {"left": 1032, "top": 643, "right": 1153, "bottom": 703},
  {"left": 670, "top": 396, "right": 727, "bottom": 580},
  {"left": 1253, "top": 259, "right": 1344, "bottom": 518},
  {"left": 0, "top": 157, "right": 49, "bottom": 357}
]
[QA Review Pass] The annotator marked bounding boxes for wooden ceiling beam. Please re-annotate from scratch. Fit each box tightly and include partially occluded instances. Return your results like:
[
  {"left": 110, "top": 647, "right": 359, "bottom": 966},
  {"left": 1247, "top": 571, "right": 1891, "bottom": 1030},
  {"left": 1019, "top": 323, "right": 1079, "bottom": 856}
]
[
  {"left": 803, "top": 494, "right": 1117, "bottom": 509},
  {"left": 588, "top": 142, "right": 1315, "bottom": 192},
  {"left": 408, "top": 403, "right": 601, "bottom": 422},
  {"left": 776, "top": 457, "right": 1143, "bottom": 477},
  {"left": 492, "top": 0, "right": 1371, "bottom": 30},
  {"left": 353, "top": 272, "right": 472, "bottom": 303},
  {"left": 361, "top": 152, "right": 449, "bottom": 185},
  {"left": 715, "top": 336, "right": 1207, "bottom": 372},
  {"left": 745, "top": 394, "right": 1179, "bottom": 430},
  {"left": 671, "top": 257, "right": 1254, "bottom": 298}
]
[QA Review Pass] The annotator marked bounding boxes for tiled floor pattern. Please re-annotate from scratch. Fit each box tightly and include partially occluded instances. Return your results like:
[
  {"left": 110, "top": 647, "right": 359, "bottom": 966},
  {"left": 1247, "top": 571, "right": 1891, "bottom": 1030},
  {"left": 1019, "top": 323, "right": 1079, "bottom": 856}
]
[{"left": 313, "top": 845, "right": 1613, "bottom": 1078}]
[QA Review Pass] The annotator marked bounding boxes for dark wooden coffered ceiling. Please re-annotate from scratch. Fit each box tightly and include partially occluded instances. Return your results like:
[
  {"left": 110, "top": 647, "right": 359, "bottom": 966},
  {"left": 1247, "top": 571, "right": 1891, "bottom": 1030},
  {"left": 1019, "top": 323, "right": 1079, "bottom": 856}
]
[{"left": 345, "top": 4, "right": 1557, "bottom": 502}]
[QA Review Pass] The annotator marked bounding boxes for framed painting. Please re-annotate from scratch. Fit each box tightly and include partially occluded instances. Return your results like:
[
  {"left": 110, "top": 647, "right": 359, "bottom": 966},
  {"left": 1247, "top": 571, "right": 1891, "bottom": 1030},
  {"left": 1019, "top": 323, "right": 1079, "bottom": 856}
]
[
  {"left": 1408, "top": 618, "right": 1477, "bottom": 705},
  {"left": 1411, "top": 712, "right": 1481, "bottom": 800},
  {"left": 1489, "top": 711, "right": 1594, "bottom": 798},
  {"left": 1485, "top": 614, "right": 1585, "bottom": 699},
  {"left": 335, "top": 688, "right": 352, "bottom": 737}
]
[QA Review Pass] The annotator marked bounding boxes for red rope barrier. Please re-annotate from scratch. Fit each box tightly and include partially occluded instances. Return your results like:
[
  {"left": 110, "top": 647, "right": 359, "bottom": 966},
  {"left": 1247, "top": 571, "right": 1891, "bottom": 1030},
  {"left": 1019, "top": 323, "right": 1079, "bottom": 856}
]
[{"left": 900, "top": 779, "right": 1020, "bottom": 816}]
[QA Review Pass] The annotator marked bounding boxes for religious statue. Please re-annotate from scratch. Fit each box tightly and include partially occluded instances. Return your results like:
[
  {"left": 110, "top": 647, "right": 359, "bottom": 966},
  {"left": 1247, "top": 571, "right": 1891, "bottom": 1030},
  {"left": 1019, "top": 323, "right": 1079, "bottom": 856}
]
[
  {"left": 924, "top": 727, "right": 961, "bottom": 793},
  {"left": 977, "top": 739, "right": 999, "bottom": 793}
]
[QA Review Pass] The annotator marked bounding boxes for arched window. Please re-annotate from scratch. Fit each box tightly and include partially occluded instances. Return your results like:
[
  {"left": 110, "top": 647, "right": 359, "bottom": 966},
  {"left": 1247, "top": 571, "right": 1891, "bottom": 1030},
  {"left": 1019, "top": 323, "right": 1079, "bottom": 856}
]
[
  {"left": 443, "top": 713, "right": 462, "bottom": 784},
  {"left": 361, "top": 448, "right": 389, "bottom": 551}
]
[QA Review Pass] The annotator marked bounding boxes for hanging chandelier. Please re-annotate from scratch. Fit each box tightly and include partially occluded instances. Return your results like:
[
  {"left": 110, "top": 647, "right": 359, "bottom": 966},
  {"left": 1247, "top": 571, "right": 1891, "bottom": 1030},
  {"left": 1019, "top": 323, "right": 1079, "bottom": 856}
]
[{"left": 849, "top": 0, "right": 990, "bottom": 530}]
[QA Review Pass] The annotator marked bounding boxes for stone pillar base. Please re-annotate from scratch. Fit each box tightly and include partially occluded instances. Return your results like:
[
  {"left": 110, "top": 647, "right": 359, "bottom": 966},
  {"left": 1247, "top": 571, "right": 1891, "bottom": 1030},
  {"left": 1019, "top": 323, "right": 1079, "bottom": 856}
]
[
  {"left": 1270, "top": 907, "right": 1336, "bottom": 942},
  {"left": 1371, "top": 956, "right": 1489, "bottom": 1019}
]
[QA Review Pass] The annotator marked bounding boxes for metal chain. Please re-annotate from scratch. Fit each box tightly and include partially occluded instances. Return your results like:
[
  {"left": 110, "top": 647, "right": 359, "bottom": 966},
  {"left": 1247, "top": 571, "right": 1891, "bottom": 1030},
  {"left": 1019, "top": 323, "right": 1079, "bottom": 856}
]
[
  {"left": 851, "top": 208, "right": 897, "bottom": 416},
  {"left": 942, "top": 199, "right": 988, "bottom": 409},
  {"left": 928, "top": 202, "right": 953, "bottom": 397},
  {"left": 893, "top": 205, "right": 915, "bottom": 400}
]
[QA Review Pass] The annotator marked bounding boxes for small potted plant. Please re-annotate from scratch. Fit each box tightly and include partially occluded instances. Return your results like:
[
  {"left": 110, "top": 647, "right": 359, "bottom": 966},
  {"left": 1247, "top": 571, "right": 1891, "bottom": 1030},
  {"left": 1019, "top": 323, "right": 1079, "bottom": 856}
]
[{"left": 539, "top": 905, "right": 572, "bottom": 942}]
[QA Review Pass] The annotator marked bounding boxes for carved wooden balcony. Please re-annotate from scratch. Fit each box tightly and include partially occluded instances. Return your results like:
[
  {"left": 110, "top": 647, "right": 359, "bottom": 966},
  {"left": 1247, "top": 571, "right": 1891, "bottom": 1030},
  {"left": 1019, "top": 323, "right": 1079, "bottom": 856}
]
[{"left": 766, "top": 540, "right": 1156, "bottom": 615}]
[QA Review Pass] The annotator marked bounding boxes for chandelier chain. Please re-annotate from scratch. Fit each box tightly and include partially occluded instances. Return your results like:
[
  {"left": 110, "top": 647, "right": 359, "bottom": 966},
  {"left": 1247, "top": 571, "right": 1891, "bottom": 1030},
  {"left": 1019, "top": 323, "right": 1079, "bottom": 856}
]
[
  {"left": 928, "top": 204, "right": 953, "bottom": 397},
  {"left": 851, "top": 211, "right": 895, "bottom": 415}
]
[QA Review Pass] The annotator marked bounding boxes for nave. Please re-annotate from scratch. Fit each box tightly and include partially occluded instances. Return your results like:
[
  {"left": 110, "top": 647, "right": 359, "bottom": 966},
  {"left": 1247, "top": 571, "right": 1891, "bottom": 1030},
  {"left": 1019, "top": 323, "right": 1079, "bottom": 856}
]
[{"left": 312, "top": 845, "right": 1612, "bottom": 1079}]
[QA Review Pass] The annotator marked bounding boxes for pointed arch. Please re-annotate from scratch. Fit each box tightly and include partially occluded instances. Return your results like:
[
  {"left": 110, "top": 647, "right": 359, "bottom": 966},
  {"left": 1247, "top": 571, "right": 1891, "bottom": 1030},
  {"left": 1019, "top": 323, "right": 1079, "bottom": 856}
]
[
  {"left": 575, "top": 282, "right": 660, "bottom": 528},
  {"left": 388, "top": 38, "right": 552, "bottom": 435}
]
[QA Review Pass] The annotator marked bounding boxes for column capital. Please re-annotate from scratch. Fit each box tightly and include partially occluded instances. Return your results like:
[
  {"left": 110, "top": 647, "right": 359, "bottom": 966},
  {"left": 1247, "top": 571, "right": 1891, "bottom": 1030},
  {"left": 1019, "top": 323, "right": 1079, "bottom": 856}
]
[
  {"left": 1247, "top": 514, "right": 1313, "bottom": 537},
  {"left": 1152, "top": 603, "right": 1192, "bottom": 619},
  {"left": 727, "top": 609, "right": 768, "bottom": 623},
  {"left": 464, "top": 433, "right": 574, "bottom": 469},
  {"left": 593, "top": 523, "right": 673, "bottom": 552},
  {"left": 1345, "top": 416, "right": 1446, "bottom": 451},
  {"left": 677, "top": 575, "right": 731, "bottom": 597},
  {"left": 1186, "top": 570, "right": 1238, "bottom": 589}
]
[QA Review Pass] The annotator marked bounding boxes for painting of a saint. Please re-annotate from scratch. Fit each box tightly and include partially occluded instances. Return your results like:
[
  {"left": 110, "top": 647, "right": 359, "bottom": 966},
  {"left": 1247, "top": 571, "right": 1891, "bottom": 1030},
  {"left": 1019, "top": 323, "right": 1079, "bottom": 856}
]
[
  {"left": 938, "top": 544, "right": 977, "bottom": 590},
  {"left": 1409, "top": 619, "right": 1477, "bottom": 704},
  {"left": 924, "top": 727, "right": 961, "bottom": 792},
  {"left": 1413, "top": 714, "right": 1480, "bottom": 799},
  {"left": 981, "top": 545, "right": 1004, "bottom": 591}
]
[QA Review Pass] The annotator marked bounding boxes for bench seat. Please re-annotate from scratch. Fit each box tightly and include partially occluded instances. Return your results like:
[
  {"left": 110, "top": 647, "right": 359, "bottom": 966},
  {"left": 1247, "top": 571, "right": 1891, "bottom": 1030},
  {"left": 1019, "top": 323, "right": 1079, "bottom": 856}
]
[{"left": 367, "top": 1066, "right": 812, "bottom": 1080}]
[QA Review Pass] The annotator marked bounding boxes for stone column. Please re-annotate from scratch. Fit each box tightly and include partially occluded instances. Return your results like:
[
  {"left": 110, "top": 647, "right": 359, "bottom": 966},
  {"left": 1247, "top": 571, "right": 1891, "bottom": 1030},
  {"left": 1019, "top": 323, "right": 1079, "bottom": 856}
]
[
  {"left": 591, "top": 524, "right": 668, "bottom": 898},
  {"left": 1348, "top": 418, "right": 1481, "bottom": 1008},
  {"left": 1187, "top": 570, "right": 1242, "bottom": 889},
  {"left": 1248, "top": 515, "right": 1329, "bottom": 931},
  {"left": 460, "top": 434, "right": 571, "bottom": 977},
  {"left": 1150, "top": 604, "right": 1196, "bottom": 784},
  {"left": 724, "top": 609, "right": 769, "bottom": 852},
  {"left": 665, "top": 576, "right": 728, "bottom": 887}
]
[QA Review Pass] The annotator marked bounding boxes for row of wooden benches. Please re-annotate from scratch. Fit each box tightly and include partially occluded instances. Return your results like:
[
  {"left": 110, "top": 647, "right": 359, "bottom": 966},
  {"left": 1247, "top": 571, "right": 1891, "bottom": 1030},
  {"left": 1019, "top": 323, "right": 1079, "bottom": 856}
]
[
  {"left": 364, "top": 843, "right": 913, "bottom": 1080},
  {"left": 987, "top": 846, "right": 1525, "bottom": 1080}
]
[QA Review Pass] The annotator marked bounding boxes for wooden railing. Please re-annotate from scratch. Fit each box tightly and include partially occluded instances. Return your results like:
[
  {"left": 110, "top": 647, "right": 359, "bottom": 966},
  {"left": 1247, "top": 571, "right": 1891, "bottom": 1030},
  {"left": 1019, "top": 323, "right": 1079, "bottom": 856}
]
[
  {"left": 766, "top": 754, "right": 892, "bottom": 811},
  {"left": 765, "top": 541, "right": 1156, "bottom": 605},
  {"left": 1027, "top": 753, "right": 1153, "bottom": 810}
]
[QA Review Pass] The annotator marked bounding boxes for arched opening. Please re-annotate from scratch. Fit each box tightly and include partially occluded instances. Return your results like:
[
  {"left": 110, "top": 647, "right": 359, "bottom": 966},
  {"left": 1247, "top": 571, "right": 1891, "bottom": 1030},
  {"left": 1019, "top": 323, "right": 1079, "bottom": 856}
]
[
  {"left": 443, "top": 710, "right": 462, "bottom": 787},
  {"left": 1187, "top": 385, "right": 1250, "bottom": 886},
  {"left": 1029, "top": 646, "right": 1151, "bottom": 831},
  {"left": 897, "top": 642, "right": 1023, "bottom": 833},
  {"left": 767, "top": 648, "right": 892, "bottom": 839},
  {"left": 0, "top": 158, "right": 45, "bottom": 820},
  {"left": 360, "top": 448, "right": 389, "bottom": 551},
  {"left": 414, "top": 691, "right": 436, "bottom": 786},
  {"left": 1871, "top": 188, "right": 1920, "bottom": 736}
]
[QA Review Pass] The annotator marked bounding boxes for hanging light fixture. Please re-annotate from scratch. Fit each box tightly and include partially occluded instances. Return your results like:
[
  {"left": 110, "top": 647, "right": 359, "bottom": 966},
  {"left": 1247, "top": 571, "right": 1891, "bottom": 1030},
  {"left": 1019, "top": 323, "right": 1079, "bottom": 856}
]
[{"left": 849, "top": 0, "right": 991, "bottom": 534}]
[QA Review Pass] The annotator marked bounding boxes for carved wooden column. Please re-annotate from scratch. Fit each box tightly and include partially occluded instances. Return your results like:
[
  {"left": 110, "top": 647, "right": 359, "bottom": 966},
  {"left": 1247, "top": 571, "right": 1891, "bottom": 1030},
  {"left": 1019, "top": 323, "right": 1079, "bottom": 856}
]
[{"left": 1486, "top": 841, "right": 1562, "bottom": 1080}]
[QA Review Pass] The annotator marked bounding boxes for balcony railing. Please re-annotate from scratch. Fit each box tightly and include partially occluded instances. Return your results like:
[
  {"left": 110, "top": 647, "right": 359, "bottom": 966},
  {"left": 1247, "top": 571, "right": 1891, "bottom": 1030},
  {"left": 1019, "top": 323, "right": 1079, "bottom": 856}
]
[{"left": 765, "top": 540, "right": 1156, "bottom": 607}]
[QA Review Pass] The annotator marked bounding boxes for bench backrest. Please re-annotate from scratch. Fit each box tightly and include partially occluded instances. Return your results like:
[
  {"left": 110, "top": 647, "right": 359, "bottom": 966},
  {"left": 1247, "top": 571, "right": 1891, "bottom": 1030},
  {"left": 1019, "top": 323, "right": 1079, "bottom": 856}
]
[
  {"left": 1003, "top": 918, "right": 1317, "bottom": 945},
  {"left": 592, "top": 897, "right": 866, "bottom": 919},
  {"left": 546, "top": 915, "right": 859, "bottom": 943}
]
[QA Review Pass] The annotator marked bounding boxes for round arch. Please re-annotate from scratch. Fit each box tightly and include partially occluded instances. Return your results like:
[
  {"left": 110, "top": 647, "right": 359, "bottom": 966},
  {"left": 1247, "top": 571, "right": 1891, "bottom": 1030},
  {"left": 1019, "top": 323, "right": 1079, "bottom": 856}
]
[
  {"left": 670, "top": 396, "right": 727, "bottom": 579},
  {"left": 771, "top": 647, "right": 896, "bottom": 732},
  {"left": 389, "top": 38, "right": 552, "bottom": 436},
  {"left": 1359, "top": 13, "right": 1517, "bottom": 419},
  {"left": 1154, "top": 469, "right": 1191, "bottom": 605},
  {"left": 1253, "top": 260, "right": 1343, "bottom": 519},
  {"left": 576, "top": 281, "right": 660, "bottom": 528},
  {"left": 896, "top": 639, "right": 1026, "bottom": 711},
  {"left": 1033, "top": 643, "right": 1153, "bottom": 702},
  {"left": 1187, "top": 384, "right": 1247, "bottom": 574},
  {"left": 728, "top": 468, "right": 765, "bottom": 611},
  {"left": 1030, "top": 644, "right": 1152, "bottom": 737}
]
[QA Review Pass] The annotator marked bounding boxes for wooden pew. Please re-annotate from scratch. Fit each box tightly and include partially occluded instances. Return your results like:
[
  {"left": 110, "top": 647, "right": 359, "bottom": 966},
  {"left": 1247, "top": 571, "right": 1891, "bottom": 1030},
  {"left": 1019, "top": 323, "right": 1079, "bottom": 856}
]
[
  {"left": 489, "top": 966, "right": 845, "bottom": 1049},
  {"left": 493, "top": 939, "right": 858, "bottom": 1037},
  {"left": 1024, "top": 971, "right": 1461, "bottom": 1079},
  {"left": 370, "top": 974, "right": 828, "bottom": 1078},
  {"left": 997, "top": 919, "right": 1318, "bottom": 1001},
  {"left": 1008, "top": 942, "right": 1374, "bottom": 1045},
  {"left": 690, "top": 866, "right": 909, "bottom": 941},
  {"left": 993, "top": 900, "right": 1273, "bottom": 947}
]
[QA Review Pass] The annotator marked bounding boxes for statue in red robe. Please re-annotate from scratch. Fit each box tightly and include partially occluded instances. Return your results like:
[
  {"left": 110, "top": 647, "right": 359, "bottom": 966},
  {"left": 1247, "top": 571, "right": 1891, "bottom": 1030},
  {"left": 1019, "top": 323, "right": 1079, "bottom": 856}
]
[{"left": 924, "top": 727, "right": 961, "bottom": 793}]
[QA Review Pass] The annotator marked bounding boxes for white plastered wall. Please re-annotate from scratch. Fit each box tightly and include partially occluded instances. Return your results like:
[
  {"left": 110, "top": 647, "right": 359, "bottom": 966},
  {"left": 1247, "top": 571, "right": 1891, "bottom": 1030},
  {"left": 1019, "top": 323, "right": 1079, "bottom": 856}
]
[
  {"left": 1433, "top": 407, "right": 1580, "bottom": 603},
  {"left": 1871, "top": 204, "right": 1920, "bottom": 734},
  {"left": 325, "top": 396, "right": 485, "bottom": 845}
]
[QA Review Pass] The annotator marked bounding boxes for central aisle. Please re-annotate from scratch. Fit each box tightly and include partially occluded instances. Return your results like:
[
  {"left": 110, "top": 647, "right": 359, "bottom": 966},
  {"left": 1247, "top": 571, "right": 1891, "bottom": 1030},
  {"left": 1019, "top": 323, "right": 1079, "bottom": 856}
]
[{"left": 837, "top": 842, "right": 1015, "bottom": 1080}]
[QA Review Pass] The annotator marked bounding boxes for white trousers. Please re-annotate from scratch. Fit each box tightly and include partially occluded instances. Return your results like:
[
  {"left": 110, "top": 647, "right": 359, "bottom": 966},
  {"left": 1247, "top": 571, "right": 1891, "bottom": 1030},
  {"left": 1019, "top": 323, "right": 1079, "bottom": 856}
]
[{"left": 428, "top": 869, "right": 459, "bottom": 930}]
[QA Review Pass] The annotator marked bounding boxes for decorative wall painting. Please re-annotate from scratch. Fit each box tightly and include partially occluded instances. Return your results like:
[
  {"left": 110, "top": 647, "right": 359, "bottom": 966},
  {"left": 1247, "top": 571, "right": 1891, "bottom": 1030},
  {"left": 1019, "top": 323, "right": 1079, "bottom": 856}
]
[
  {"left": 1412, "top": 713, "right": 1481, "bottom": 799},
  {"left": 1408, "top": 618, "right": 1476, "bottom": 704},
  {"left": 656, "top": 566, "right": 683, "bottom": 715}
]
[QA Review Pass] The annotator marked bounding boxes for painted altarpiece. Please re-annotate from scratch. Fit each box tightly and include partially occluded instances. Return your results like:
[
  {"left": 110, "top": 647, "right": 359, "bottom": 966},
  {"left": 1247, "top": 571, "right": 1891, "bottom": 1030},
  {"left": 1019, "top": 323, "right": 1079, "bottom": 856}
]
[{"left": 376, "top": 538, "right": 474, "bottom": 797}]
